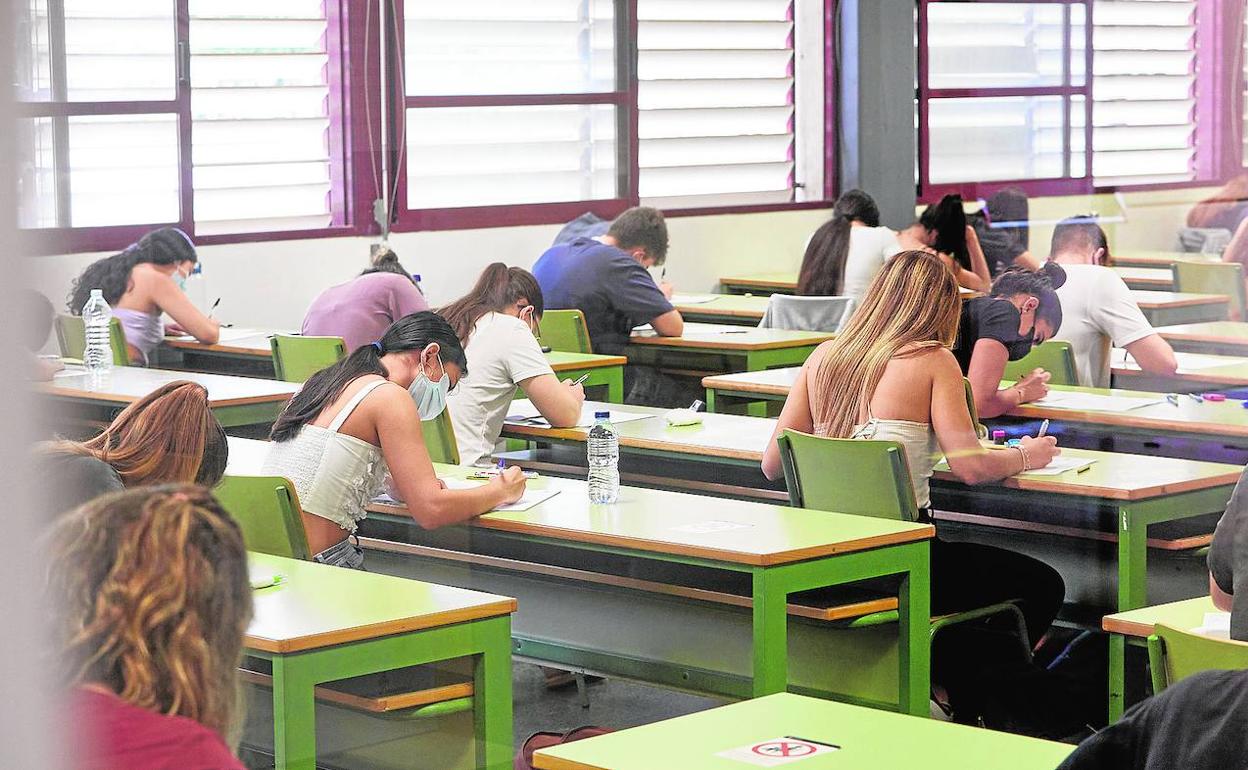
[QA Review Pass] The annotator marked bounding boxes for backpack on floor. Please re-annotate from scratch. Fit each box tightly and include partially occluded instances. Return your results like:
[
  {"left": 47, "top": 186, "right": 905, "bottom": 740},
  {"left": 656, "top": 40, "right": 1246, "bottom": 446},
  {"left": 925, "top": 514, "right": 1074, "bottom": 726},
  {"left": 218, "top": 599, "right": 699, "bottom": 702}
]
[{"left": 515, "top": 726, "right": 614, "bottom": 770}]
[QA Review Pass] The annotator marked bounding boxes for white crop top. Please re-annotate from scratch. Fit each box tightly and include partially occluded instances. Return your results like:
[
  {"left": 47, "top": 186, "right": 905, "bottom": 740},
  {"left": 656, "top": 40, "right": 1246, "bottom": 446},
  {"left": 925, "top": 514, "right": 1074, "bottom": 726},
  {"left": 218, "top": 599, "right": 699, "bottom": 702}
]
[
  {"left": 848, "top": 409, "right": 940, "bottom": 512},
  {"left": 261, "top": 379, "right": 390, "bottom": 533}
]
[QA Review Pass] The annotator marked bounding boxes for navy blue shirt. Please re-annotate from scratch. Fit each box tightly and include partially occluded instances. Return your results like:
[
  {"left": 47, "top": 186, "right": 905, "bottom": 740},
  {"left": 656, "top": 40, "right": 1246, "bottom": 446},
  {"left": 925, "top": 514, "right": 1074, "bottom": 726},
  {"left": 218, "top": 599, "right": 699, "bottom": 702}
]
[{"left": 532, "top": 237, "right": 674, "bottom": 356}]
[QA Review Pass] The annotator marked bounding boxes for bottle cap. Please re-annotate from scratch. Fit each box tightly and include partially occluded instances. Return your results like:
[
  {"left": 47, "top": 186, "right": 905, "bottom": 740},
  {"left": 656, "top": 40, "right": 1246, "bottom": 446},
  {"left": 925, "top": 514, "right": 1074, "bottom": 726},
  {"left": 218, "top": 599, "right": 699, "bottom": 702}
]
[
  {"left": 90, "top": 288, "right": 103, "bottom": 297},
  {"left": 1202, "top": 393, "right": 1227, "bottom": 402},
  {"left": 991, "top": 430, "right": 1006, "bottom": 443},
  {"left": 594, "top": 411, "right": 610, "bottom": 419}
]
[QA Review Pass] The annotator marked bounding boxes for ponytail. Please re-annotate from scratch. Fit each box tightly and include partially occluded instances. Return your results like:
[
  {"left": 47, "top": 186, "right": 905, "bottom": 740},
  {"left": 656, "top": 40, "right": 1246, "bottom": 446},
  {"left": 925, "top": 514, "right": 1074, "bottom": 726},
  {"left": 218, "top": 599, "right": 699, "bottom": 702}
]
[
  {"left": 437, "top": 263, "right": 544, "bottom": 344},
  {"left": 796, "top": 189, "right": 881, "bottom": 297}
]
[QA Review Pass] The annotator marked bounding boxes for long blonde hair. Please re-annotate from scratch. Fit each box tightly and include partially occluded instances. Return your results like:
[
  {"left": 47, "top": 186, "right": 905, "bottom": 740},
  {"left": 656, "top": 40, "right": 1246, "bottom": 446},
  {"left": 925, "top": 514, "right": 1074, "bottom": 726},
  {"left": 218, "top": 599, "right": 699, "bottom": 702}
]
[
  {"left": 46, "top": 485, "right": 253, "bottom": 746},
  {"left": 811, "top": 250, "right": 961, "bottom": 437}
]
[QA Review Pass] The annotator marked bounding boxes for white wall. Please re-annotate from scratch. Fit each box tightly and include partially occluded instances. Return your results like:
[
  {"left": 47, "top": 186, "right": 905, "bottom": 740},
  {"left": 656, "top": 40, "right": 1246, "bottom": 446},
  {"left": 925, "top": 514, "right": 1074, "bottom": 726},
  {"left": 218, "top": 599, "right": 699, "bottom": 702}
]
[{"left": 32, "top": 208, "right": 834, "bottom": 329}]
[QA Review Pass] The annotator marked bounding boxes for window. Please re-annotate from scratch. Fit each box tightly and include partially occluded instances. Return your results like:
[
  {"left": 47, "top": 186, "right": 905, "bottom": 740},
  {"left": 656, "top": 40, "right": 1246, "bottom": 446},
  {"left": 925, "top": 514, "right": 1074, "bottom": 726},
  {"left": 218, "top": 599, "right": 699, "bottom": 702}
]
[
  {"left": 17, "top": 0, "right": 347, "bottom": 246},
  {"left": 919, "top": 0, "right": 1213, "bottom": 195}
]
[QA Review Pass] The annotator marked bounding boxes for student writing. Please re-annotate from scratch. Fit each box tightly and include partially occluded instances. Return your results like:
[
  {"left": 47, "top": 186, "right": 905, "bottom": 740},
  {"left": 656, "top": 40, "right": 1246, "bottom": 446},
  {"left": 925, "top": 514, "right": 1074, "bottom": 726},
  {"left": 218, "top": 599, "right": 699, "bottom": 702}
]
[
  {"left": 302, "top": 245, "right": 429, "bottom": 352},
  {"left": 796, "top": 189, "right": 900, "bottom": 306},
  {"left": 898, "top": 194, "right": 992, "bottom": 291}
]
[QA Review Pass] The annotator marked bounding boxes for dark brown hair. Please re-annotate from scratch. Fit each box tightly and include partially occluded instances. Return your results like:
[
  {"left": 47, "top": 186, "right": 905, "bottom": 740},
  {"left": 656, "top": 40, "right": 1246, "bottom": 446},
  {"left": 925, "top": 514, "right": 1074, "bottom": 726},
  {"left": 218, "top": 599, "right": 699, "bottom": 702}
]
[
  {"left": 437, "top": 263, "right": 544, "bottom": 344},
  {"left": 797, "top": 189, "right": 881, "bottom": 296}
]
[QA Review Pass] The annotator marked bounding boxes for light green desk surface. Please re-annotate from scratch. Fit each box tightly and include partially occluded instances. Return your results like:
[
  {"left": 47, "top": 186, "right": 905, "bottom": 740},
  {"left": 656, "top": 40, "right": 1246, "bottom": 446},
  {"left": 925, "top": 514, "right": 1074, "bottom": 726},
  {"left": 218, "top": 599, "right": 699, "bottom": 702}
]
[
  {"left": 532, "top": 693, "right": 1073, "bottom": 770},
  {"left": 1112, "top": 349, "right": 1248, "bottom": 389},
  {"left": 1157, "top": 321, "right": 1248, "bottom": 356},
  {"left": 672, "top": 294, "right": 770, "bottom": 323},
  {"left": 630, "top": 322, "right": 833, "bottom": 351},
  {"left": 245, "top": 552, "right": 516, "bottom": 770},
  {"left": 1113, "top": 266, "right": 1173, "bottom": 289},
  {"left": 719, "top": 271, "right": 799, "bottom": 295},
  {"left": 1113, "top": 250, "right": 1222, "bottom": 269},
  {"left": 165, "top": 327, "right": 282, "bottom": 357},
  {"left": 1129, "top": 290, "right": 1229, "bottom": 325},
  {"left": 36, "top": 365, "right": 299, "bottom": 428},
  {"left": 1102, "top": 596, "right": 1216, "bottom": 640}
]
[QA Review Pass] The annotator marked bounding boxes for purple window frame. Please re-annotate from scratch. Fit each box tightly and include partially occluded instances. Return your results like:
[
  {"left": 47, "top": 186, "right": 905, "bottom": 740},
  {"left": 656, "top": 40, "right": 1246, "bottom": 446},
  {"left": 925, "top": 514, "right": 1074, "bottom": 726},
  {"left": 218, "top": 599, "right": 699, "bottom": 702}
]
[
  {"left": 388, "top": 0, "right": 838, "bottom": 233},
  {"left": 20, "top": 0, "right": 363, "bottom": 257},
  {"left": 917, "top": 0, "right": 1244, "bottom": 204}
]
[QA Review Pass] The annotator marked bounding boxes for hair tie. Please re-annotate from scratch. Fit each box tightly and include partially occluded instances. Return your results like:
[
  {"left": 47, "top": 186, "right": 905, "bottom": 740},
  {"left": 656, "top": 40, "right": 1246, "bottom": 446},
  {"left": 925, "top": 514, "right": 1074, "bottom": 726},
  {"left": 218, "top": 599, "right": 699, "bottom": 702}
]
[{"left": 372, "top": 341, "right": 384, "bottom": 353}]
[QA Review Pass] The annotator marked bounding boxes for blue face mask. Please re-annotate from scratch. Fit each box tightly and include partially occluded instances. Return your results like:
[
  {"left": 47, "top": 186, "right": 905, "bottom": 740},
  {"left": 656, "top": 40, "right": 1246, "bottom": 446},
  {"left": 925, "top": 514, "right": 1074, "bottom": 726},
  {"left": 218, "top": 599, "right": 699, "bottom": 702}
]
[
  {"left": 408, "top": 352, "right": 450, "bottom": 421},
  {"left": 174, "top": 270, "right": 188, "bottom": 292}
]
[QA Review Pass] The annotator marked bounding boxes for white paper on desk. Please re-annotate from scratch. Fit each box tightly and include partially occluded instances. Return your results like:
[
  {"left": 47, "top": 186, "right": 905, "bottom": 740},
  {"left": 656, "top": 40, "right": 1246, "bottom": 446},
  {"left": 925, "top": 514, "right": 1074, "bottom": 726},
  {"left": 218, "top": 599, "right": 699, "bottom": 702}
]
[
  {"left": 1032, "top": 391, "right": 1163, "bottom": 412},
  {"left": 505, "top": 400, "right": 655, "bottom": 428},
  {"left": 1019, "top": 456, "right": 1095, "bottom": 476},
  {"left": 1192, "top": 612, "right": 1231, "bottom": 639},
  {"left": 671, "top": 294, "right": 721, "bottom": 305},
  {"left": 1115, "top": 349, "right": 1248, "bottom": 371}
]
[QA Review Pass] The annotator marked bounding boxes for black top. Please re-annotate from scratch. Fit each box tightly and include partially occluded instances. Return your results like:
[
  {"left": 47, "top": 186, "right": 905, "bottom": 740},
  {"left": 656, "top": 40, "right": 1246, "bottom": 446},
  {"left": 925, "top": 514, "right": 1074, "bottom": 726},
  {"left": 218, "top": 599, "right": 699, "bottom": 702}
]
[
  {"left": 39, "top": 452, "right": 124, "bottom": 519},
  {"left": 970, "top": 212, "right": 1028, "bottom": 277},
  {"left": 1057, "top": 669, "right": 1248, "bottom": 770},
  {"left": 952, "top": 297, "right": 1026, "bottom": 373},
  {"left": 1209, "top": 465, "right": 1248, "bottom": 641}
]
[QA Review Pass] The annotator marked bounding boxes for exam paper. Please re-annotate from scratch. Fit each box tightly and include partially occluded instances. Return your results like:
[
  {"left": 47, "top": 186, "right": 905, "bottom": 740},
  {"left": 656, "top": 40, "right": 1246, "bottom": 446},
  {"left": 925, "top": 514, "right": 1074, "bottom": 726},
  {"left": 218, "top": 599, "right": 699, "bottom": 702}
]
[
  {"left": 1032, "top": 391, "right": 1163, "bottom": 412},
  {"left": 671, "top": 294, "right": 722, "bottom": 305},
  {"left": 1018, "top": 456, "right": 1095, "bottom": 476},
  {"left": 1193, "top": 612, "right": 1231, "bottom": 639}
]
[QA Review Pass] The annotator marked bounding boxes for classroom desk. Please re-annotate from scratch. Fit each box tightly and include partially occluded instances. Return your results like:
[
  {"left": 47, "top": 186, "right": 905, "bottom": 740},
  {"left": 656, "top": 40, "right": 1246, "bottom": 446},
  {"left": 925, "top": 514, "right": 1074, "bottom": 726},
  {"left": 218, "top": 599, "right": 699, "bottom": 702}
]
[
  {"left": 672, "top": 294, "right": 771, "bottom": 325},
  {"left": 1130, "top": 291, "right": 1229, "bottom": 326},
  {"left": 162, "top": 330, "right": 628, "bottom": 401},
  {"left": 719, "top": 271, "right": 798, "bottom": 296},
  {"left": 245, "top": 552, "right": 516, "bottom": 770},
  {"left": 1157, "top": 321, "right": 1248, "bottom": 356},
  {"left": 1113, "top": 266, "right": 1174, "bottom": 290},
  {"left": 531, "top": 692, "right": 1073, "bottom": 770},
  {"left": 35, "top": 365, "right": 299, "bottom": 428},
  {"left": 703, "top": 366, "right": 799, "bottom": 412},
  {"left": 1112, "top": 250, "right": 1223, "bottom": 269},
  {"left": 1111, "top": 349, "right": 1248, "bottom": 392},
  {"left": 1102, "top": 597, "right": 1217, "bottom": 721},
  {"left": 360, "top": 466, "right": 933, "bottom": 714}
]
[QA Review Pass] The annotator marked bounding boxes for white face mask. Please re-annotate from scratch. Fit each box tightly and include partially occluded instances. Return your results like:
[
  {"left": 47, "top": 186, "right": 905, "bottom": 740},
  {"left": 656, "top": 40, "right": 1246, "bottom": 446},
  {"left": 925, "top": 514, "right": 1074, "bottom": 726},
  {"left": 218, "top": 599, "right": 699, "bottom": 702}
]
[{"left": 408, "top": 352, "right": 449, "bottom": 421}]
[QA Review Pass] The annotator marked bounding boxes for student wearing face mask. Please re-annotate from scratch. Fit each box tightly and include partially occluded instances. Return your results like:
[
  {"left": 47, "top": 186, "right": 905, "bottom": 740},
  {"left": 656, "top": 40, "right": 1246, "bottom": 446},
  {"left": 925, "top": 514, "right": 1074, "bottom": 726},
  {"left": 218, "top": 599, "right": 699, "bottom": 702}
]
[
  {"left": 67, "top": 227, "right": 220, "bottom": 365},
  {"left": 438, "top": 263, "right": 585, "bottom": 466},
  {"left": 262, "top": 311, "right": 526, "bottom": 569},
  {"left": 952, "top": 263, "right": 1066, "bottom": 418}
]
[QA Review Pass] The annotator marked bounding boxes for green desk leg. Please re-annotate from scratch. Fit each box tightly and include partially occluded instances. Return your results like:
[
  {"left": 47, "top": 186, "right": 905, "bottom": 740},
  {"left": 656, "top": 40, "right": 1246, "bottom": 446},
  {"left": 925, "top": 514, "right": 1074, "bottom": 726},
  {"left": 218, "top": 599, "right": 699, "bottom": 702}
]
[
  {"left": 271, "top": 655, "right": 317, "bottom": 770},
  {"left": 738, "top": 347, "right": 816, "bottom": 417},
  {"left": 475, "top": 615, "right": 515, "bottom": 770}
]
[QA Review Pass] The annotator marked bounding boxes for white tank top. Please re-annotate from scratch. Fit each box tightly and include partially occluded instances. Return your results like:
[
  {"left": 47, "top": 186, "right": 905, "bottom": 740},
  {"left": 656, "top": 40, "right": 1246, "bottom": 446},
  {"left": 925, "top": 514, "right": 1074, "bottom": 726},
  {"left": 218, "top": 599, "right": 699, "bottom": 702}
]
[
  {"left": 849, "top": 407, "right": 940, "bottom": 512},
  {"left": 261, "top": 379, "right": 390, "bottom": 533}
]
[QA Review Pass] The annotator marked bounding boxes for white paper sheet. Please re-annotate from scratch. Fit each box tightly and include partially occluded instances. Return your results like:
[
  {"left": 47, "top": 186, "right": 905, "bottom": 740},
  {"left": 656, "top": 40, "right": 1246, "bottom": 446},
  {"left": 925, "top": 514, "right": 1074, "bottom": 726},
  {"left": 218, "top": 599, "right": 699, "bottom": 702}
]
[
  {"left": 1115, "top": 349, "right": 1248, "bottom": 372},
  {"left": 1018, "top": 456, "right": 1096, "bottom": 476},
  {"left": 505, "top": 399, "right": 655, "bottom": 428},
  {"left": 671, "top": 294, "right": 722, "bottom": 305},
  {"left": 1032, "top": 391, "right": 1163, "bottom": 412},
  {"left": 1193, "top": 612, "right": 1231, "bottom": 639}
]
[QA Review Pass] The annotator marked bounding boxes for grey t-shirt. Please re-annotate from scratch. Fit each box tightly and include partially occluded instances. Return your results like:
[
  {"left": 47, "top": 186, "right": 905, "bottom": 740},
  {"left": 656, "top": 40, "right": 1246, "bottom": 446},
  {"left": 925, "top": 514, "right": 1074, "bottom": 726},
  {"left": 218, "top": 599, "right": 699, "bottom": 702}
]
[
  {"left": 1209, "top": 465, "right": 1248, "bottom": 641},
  {"left": 40, "top": 452, "right": 124, "bottom": 518}
]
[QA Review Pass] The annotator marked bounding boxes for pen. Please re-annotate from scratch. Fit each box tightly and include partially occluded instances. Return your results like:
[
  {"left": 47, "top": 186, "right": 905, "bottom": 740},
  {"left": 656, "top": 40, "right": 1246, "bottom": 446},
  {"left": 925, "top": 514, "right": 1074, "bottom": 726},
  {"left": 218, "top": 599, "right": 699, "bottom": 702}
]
[
  {"left": 1077, "top": 465, "right": 1092, "bottom": 473},
  {"left": 208, "top": 297, "right": 221, "bottom": 318},
  {"left": 1037, "top": 419, "right": 1049, "bottom": 438},
  {"left": 661, "top": 268, "right": 666, "bottom": 281},
  {"left": 571, "top": 372, "right": 591, "bottom": 386},
  {"left": 497, "top": 458, "right": 506, "bottom": 473}
]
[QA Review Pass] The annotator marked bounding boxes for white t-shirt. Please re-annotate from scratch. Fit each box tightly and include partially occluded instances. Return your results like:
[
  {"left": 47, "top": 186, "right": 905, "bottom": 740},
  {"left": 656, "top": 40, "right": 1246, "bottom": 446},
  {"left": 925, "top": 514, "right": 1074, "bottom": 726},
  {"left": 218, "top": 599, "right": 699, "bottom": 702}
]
[
  {"left": 448, "top": 312, "right": 554, "bottom": 465},
  {"left": 844, "top": 226, "right": 902, "bottom": 302},
  {"left": 1052, "top": 264, "right": 1156, "bottom": 388}
]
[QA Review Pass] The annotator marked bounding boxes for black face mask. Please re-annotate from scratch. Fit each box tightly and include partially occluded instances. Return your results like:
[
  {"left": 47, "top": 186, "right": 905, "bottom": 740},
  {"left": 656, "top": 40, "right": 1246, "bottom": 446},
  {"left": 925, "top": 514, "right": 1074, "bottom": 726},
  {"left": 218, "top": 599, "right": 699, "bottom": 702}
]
[{"left": 1006, "top": 326, "right": 1036, "bottom": 360}]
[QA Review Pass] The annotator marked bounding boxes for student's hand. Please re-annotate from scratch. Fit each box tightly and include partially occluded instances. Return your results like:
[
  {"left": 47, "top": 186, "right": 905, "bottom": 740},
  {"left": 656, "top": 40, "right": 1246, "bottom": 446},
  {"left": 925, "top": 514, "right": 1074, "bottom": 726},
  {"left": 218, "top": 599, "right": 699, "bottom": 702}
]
[
  {"left": 564, "top": 380, "right": 586, "bottom": 403},
  {"left": 1014, "top": 368, "right": 1050, "bottom": 403},
  {"left": 1020, "top": 435, "right": 1060, "bottom": 469},
  {"left": 490, "top": 466, "right": 527, "bottom": 505},
  {"left": 658, "top": 281, "right": 675, "bottom": 299},
  {"left": 165, "top": 322, "right": 188, "bottom": 337},
  {"left": 32, "top": 356, "right": 64, "bottom": 381}
]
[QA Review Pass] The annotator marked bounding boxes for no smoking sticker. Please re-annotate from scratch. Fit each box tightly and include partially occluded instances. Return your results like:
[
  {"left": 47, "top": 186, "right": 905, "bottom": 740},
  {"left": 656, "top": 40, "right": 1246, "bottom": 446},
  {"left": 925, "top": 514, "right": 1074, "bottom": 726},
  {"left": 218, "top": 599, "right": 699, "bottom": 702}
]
[{"left": 716, "top": 736, "right": 839, "bottom": 766}]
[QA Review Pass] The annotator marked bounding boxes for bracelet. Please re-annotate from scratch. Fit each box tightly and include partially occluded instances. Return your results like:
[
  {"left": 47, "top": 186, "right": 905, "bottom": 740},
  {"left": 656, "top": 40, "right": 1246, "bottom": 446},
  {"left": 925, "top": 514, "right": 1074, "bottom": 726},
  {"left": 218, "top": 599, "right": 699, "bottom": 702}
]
[{"left": 1013, "top": 444, "right": 1031, "bottom": 472}]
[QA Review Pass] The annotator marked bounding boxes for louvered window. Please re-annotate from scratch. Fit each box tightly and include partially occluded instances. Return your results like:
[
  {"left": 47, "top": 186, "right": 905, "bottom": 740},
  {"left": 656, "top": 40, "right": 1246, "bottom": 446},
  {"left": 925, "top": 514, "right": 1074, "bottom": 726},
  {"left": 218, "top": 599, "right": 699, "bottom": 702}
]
[{"left": 636, "top": 0, "right": 798, "bottom": 208}]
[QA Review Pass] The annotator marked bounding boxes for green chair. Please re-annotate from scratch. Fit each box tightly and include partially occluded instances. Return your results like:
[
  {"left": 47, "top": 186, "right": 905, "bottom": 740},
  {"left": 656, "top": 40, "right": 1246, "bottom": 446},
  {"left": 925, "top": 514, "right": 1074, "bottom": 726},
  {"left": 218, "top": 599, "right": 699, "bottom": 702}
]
[
  {"left": 539, "top": 309, "right": 593, "bottom": 354},
  {"left": 776, "top": 429, "right": 1031, "bottom": 657},
  {"left": 55, "top": 314, "right": 130, "bottom": 365},
  {"left": 1146, "top": 623, "right": 1248, "bottom": 694},
  {"left": 964, "top": 377, "right": 987, "bottom": 440},
  {"left": 1002, "top": 341, "right": 1078, "bottom": 386},
  {"left": 270, "top": 334, "right": 347, "bottom": 383},
  {"left": 215, "top": 474, "right": 311, "bottom": 560},
  {"left": 422, "top": 407, "right": 460, "bottom": 465},
  {"left": 1173, "top": 262, "right": 1247, "bottom": 321}
]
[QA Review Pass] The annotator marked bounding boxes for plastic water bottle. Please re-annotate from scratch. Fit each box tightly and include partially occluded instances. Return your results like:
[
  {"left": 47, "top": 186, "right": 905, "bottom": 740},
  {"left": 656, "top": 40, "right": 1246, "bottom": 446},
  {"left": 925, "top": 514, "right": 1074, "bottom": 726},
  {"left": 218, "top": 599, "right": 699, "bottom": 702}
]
[
  {"left": 587, "top": 411, "right": 619, "bottom": 503},
  {"left": 82, "top": 289, "right": 113, "bottom": 374}
]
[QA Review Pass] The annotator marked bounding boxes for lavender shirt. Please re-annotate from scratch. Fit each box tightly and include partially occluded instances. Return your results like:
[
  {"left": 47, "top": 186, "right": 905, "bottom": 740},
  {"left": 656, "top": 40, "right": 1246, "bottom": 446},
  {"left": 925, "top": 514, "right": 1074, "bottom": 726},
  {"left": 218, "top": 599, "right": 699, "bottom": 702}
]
[{"left": 301, "top": 273, "right": 428, "bottom": 352}]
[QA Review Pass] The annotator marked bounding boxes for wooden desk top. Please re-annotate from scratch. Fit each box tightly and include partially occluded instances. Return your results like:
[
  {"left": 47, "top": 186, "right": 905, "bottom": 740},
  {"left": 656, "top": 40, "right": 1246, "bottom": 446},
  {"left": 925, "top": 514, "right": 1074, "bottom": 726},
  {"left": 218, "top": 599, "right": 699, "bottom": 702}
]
[
  {"left": 702, "top": 366, "right": 801, "bottom": 395},
  {"left": 630, "top": 322, "right": 833, "bottom": 351},
  {"left": 164, "top": 328, "right": 283, "bottom": 356},
  {"left": 1102, "top": 596, "right": 1216, "bottom": 639},
  {"left": 544, "top": 351, "right": 627, "bottom": 371},
  {"left": 245, "top": 552, "right": 516, "bottom": 654},
  {"left": 373, "top": 466, "right": 933, "bottom": 567},
  {"left": 38, "top": 366, "right": 300, "bottom": 407},
  {"left": 672, "top": 294, "right": 770, "bottom": 320},
  {"left": 1112, "top": 250, "right": 1222, "bottom": 268},
  {"left": 1157, "top": 321, "right": 1248, "bottom": 347},
  {"left": 719, "top": 271, "right": 798, "bottom": 291},
  {"left": 1012, "top": 382, "right": 1248, "bottom": 436},
  {"left": 532, "top": 693, "right": 1073, "bottom": 770},
  {"left": 1112, "top": 266, "right": 1173, "bottom": 286},
  {"left": 1129, "top": 290, "right": 1229, "bottom": 309},
  {"left": 1112, "top": 350, "right": 1248, "bottom": 386}
]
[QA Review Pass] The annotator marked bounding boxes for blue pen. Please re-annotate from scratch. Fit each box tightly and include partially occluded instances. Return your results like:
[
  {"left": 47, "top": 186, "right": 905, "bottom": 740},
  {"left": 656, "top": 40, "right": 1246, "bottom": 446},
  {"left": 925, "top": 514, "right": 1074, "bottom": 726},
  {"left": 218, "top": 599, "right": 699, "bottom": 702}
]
[{"left": 497, "top": 459, "right": 506, "bottom": 472}]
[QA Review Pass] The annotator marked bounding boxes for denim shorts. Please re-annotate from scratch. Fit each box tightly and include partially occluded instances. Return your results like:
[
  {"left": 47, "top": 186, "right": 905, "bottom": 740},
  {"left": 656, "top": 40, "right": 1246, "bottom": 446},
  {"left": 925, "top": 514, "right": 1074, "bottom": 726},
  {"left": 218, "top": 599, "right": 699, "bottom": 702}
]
[{"left": 312, "top": 536, "right": 365, "bottom": 570}]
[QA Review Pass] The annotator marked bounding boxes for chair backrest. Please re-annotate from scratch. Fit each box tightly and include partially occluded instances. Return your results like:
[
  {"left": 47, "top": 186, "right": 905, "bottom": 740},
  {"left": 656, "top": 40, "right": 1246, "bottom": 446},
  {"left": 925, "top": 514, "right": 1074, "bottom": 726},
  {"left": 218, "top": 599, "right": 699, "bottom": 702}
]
[
  {"left": 963, "top": 377, "right": 987, "bottom": 440},
  {"left": 55, "top": 314, "right": 130, "bottom": 365},
  {"left": 776, "top": 429, "right": 918, "bottom": 520},
  {"left": 1146, "top": 623, "right": 1248, "bottom": 694},
  {"left": 1177, "top": 227, "right": 1232, "bottom": 254},
  {"left": 421, "top": 407, "right": 461, "bottom": 465},
  {"left": 214, "top": 475, "right": 312, "bottom": 560},
  {"left": 1001, "top": 340, "right": 1079, "bottom": 386},
  {"left": 270, "top": 334, "right": 347, "bottom": 383},
  {"left": 539, "top": 309, "right": 593, "bottom": 354},
  {"left": 758, "top": 294, "right": 855, "bottom": 333},
  {"left": 1173, "top": 262, "right": 1247, "bottom": 321}
]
